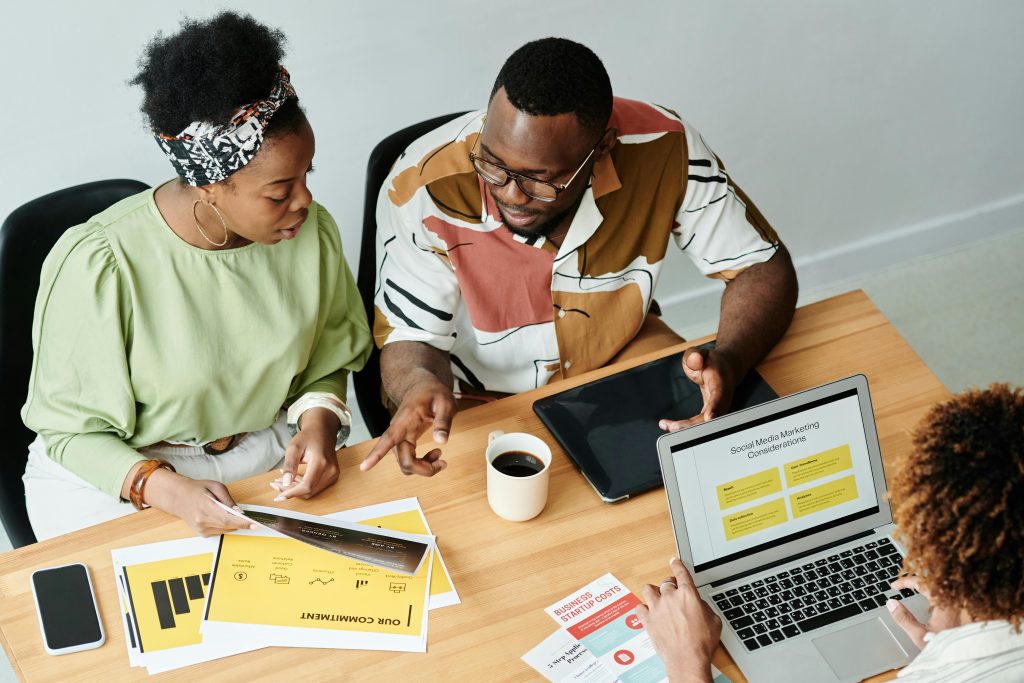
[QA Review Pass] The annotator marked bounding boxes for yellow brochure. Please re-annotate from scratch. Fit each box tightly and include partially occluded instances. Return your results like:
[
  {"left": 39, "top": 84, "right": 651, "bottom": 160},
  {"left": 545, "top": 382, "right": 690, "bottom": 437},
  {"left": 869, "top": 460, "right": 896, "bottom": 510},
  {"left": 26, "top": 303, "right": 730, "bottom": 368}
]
[
  {"left": 111, "top": 537, "right": 266, "bottom": 674},
  {"left": 123, "top": 551, "right": 212, "bottom": 652},
  {"left": 202, "top": 521, "right": 434, "bottom": 651}
]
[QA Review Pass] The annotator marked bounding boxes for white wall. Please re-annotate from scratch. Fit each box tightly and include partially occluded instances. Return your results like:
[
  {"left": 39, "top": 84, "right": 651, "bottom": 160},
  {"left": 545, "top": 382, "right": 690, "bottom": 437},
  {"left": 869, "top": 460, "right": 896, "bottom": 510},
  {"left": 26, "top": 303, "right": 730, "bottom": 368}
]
[{"left": 3, "top": 1, "right": 1023, "bottom": 325}]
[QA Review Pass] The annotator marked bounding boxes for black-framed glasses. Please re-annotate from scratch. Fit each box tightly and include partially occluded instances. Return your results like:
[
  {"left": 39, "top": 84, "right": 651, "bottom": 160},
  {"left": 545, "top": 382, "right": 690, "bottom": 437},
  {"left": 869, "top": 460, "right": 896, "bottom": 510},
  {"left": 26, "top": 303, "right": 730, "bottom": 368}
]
[{"left": 469, "top": 125, "right": 603, "bottom": 203}]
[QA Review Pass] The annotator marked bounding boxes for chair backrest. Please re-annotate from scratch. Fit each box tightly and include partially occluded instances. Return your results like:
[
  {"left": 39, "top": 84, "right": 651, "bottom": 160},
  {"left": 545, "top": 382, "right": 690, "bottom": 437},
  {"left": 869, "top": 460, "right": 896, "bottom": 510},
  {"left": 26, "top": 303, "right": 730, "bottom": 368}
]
[
  {"left": 0, "top": 179, "right": 149, "bottom": 547},
  {"left": 355, "top": 112, "right": 470, "bottom": 438}
]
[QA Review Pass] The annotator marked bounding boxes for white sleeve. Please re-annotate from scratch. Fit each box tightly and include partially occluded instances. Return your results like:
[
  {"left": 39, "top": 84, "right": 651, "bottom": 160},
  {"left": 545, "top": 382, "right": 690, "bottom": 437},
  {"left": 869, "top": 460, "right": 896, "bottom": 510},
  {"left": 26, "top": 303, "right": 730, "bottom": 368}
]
[
  {"left": 674, "top": 121, "right": 780, "bottom": 279},
  {"left": 372, "top": 185, "right": 461, "bottom": 351}
]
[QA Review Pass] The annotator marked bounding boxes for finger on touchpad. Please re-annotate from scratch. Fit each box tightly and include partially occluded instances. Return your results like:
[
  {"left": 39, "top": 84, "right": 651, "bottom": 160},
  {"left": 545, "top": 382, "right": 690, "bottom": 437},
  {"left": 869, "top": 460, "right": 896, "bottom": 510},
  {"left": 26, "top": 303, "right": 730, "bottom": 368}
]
[{"left": 813, "top": 618, "right": 909, "bottom": 680}]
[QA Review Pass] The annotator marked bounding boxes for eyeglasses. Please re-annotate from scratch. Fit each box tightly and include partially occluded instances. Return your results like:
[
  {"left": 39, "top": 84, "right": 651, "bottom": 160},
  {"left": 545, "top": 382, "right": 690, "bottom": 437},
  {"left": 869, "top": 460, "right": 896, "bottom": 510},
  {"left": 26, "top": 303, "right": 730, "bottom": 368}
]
[{"left": 468, "top": 126, "right": 603, "bottom": 203}]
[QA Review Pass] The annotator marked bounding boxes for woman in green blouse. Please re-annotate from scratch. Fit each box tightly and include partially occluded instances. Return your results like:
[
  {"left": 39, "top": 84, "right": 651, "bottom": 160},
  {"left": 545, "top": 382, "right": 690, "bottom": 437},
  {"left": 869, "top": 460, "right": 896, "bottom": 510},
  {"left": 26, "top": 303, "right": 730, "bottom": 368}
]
[{"left": 21, "top": 12, "right": 371, "bottom": 540}]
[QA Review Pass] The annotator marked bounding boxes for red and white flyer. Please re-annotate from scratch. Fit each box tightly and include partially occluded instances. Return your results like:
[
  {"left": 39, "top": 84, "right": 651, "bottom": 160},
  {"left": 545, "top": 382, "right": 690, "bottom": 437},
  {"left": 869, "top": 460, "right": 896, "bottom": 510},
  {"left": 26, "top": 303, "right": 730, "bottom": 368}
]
[
  {"left": 545, "top": 573, "right": 728, "bottom": 683},
  {"left": 545, "top": 573, "right": 666, "bottom": 681}
]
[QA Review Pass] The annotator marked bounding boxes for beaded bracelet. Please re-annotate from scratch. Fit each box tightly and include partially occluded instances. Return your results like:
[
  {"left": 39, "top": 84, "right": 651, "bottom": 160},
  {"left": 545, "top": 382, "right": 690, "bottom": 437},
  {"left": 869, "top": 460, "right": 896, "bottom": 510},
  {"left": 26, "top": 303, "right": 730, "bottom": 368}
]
[{"left": 129, "top": 459, "right": 176, "bottom": 511}]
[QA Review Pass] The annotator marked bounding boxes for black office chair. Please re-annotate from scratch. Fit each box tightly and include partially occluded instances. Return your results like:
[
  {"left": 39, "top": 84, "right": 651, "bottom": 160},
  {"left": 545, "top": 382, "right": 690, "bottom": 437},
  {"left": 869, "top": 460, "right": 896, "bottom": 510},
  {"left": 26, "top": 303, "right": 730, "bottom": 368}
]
[
  {"left": 354, "top": 112, "right": 470, "bottom": 438},
  {"left": 0, "top": 179, "right": 149, "bottom": 547}
]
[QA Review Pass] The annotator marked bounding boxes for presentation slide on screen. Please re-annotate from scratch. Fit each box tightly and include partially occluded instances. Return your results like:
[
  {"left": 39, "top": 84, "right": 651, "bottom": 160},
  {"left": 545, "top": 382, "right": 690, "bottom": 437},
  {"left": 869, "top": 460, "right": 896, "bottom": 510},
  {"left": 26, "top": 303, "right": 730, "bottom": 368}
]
[{"left": 674, "top": 394, "right": 877, "bottom": 566}]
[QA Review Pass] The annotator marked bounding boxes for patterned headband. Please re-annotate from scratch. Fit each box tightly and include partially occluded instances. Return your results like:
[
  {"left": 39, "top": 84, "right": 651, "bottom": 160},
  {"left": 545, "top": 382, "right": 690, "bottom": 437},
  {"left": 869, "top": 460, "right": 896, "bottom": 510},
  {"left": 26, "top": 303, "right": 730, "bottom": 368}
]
[{"left": 155, "top": 66, "right": 297, "bottom": 186}]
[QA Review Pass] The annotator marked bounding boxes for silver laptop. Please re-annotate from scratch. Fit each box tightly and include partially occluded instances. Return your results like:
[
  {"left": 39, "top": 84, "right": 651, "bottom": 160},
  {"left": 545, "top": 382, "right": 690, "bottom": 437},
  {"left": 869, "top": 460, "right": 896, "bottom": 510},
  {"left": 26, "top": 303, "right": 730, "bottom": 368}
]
[{"left": 657, "top": 375, "right": 930, "bottom": 683}]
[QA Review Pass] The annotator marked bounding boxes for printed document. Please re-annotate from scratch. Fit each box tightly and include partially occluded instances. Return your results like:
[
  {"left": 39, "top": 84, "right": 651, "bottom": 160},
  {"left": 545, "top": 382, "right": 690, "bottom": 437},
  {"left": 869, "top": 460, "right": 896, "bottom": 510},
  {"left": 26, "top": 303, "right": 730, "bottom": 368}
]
[
  {"left": 201, "top": 514, "right": 434, "bottom": 651},
  {"left": 545, "top": 574, "right": 729, "bottom": 683}
]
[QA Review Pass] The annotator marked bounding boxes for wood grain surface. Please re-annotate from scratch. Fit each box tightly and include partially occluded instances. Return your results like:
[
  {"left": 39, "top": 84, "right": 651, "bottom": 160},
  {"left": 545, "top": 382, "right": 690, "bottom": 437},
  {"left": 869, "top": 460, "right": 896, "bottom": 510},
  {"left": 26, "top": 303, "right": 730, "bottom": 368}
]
[{"left": 0, "top": 291, "right": 949, "bottom": 682}]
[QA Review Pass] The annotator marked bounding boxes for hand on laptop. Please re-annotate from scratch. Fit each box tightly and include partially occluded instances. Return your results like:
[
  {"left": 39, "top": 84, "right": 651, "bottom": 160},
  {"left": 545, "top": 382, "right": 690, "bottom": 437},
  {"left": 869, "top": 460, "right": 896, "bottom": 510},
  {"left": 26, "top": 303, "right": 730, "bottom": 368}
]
[
  {"left": 361, "top": 378, "right": 454, "bottom": 477},
  {"left": 659, "top": 347, "right": 738, "bottom": 432},
  {"left": 637, "top": 558, "right": 722, "bottom": 683},
  {"left": 886, "top": 575, "right": 962, "bottom": 649}
]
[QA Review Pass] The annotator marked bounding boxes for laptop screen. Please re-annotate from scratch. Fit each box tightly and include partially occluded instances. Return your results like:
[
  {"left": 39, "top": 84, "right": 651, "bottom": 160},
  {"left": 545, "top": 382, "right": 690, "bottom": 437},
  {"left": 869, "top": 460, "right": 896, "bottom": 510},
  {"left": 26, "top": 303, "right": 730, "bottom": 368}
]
[{"left": 668, "top": 388, "right": 880, "bottom": 573}]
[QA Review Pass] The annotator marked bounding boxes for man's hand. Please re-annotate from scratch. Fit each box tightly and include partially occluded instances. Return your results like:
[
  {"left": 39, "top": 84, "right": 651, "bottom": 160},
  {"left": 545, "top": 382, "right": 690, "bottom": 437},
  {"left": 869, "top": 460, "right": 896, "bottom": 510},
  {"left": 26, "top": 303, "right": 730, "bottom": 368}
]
[
  {"left": 361, "top": 378, "right": 455, "bottom": 476},
  {"left": 273, "top": 407, "right": 342, "bottom": 501},
  {"left": 144, "top": 469, "right": 258, "bottom": 537},
  {"left": 659, "top": 244, "right": 797, "bottom": 433},
  {"left": 659, "top": 347, "right": 740, "bottom": 432},
  {"left": 886, "top": 575, "right": 961, "bottom": 649},
  {"left": 636, "top": 558, "right": 722, "bottom": 683}
]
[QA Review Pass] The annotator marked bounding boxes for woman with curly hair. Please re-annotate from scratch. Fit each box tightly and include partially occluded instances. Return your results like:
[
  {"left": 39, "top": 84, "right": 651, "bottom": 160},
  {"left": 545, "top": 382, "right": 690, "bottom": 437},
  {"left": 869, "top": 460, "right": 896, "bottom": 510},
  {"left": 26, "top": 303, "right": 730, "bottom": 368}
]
[
  {"left": 638, "top": 384, "right": 1024, "bottom": 682},
  {"left": 21, "top": 12, "right": 370, "bottom": 540}
]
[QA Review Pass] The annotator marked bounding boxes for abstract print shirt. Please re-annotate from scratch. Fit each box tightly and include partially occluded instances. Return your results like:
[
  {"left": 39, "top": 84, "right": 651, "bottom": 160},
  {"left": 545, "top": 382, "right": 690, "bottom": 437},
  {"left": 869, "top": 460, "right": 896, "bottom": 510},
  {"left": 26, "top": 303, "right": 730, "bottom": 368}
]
[{"left": 373, "top": 98, "right": 780, "bottom": 394}]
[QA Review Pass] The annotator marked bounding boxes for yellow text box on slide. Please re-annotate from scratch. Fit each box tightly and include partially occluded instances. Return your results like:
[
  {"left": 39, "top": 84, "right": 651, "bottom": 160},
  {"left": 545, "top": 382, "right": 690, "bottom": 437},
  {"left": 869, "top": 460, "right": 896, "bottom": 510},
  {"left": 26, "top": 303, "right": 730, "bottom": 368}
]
[
  {"left": 722, "top": 498, "right": 789, "bottom": 541},
  {"left": 716, "top": 468, "right": 783, "bottom": 510},
  {"left": 785, "top": 445, "right": 853, "bottom": 487},
  {"left": 790, "top": 475, "right": 858, "bottom": 518}
]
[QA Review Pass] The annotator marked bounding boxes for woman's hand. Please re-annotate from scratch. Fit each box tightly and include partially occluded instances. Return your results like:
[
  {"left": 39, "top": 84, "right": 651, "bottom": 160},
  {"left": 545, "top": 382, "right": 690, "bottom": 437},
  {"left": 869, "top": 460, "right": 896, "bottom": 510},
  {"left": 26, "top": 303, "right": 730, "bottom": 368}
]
[
  {"left": 273, "top": 407, "right": 342, "bottom": 501},
  {"left": 144, "top": 468, "right": 257, "bottom": 537},
  {"left": 636, "top": 558, "right": 722, "bottom": 683},
  {"left": 886, "top": 575, "right": 964, "bottom": 648}
]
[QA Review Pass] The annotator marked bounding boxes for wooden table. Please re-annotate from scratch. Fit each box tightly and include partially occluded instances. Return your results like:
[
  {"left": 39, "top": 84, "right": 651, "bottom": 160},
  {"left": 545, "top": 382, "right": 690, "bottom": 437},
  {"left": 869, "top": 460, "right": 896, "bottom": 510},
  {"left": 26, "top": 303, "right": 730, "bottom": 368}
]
[{"left": 0, "top": 291, "right": 949, "bottom": 682}]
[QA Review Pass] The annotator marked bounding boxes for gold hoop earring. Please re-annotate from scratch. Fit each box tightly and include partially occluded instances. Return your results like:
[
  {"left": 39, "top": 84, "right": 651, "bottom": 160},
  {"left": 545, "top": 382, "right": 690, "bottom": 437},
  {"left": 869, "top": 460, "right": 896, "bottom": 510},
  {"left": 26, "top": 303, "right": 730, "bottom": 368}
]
[{"left": 192, "top": 199, "right": 230, "bottom": 247}]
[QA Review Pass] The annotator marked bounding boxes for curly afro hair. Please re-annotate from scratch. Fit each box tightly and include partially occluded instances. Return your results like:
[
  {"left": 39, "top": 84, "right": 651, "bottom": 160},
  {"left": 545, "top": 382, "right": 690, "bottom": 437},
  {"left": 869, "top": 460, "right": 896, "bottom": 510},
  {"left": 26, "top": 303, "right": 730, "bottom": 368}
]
[
  {"left": 490, "top": 37, "right": 612, "bottom": 137},
  {"left": 891, "top": 383, "right": 1024, "bottom": 627},
  {"left": 131, "top": 11, "right": 303, "bottom": 137}
]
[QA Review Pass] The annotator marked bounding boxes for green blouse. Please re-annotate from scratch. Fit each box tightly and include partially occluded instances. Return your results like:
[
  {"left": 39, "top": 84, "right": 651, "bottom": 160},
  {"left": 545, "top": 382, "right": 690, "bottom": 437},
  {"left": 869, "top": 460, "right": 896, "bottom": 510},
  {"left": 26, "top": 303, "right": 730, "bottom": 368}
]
[{"left": 22, "top": 186, "right": 372, "bottom": 498}]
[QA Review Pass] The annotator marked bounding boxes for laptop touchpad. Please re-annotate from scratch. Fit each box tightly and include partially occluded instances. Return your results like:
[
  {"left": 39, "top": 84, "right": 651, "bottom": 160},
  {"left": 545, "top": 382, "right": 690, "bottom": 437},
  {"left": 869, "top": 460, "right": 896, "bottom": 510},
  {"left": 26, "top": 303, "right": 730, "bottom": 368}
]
[{"left": 813, "top": 618, "right": 908, "bottom": 680}]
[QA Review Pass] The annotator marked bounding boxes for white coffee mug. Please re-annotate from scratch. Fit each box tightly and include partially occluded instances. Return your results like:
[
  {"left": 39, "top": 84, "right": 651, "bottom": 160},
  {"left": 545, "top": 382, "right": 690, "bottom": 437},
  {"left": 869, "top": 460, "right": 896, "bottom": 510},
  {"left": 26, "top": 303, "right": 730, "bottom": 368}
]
[{"left": 485, "top": 430, "right": 552, "bottom": 522}]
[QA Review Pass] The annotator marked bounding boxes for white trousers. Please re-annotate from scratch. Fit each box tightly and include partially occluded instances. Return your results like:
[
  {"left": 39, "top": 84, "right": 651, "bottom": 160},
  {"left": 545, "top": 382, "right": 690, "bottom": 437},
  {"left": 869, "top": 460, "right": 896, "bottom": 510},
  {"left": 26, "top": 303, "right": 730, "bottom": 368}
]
[{"left": 23, "top": 412, "right": 291, "bottom": 541}]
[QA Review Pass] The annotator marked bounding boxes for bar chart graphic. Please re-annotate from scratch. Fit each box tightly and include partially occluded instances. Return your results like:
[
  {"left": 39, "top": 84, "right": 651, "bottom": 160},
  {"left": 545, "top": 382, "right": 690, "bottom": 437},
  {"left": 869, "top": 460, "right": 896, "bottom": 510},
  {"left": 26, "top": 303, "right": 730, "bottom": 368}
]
[
  {"left": 150, "top": 572, "right": 211, "bottom": 630},
  {"left": 122, "top": 553, "right": 216, "bottom": 652}
]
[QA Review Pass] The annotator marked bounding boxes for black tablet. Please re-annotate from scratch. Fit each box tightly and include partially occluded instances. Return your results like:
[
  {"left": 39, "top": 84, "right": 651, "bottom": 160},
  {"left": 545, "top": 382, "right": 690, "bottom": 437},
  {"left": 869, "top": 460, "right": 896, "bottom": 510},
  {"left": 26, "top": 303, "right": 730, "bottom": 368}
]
[{"left": 533, "top": 343, "right": 778, "bottom": 502}]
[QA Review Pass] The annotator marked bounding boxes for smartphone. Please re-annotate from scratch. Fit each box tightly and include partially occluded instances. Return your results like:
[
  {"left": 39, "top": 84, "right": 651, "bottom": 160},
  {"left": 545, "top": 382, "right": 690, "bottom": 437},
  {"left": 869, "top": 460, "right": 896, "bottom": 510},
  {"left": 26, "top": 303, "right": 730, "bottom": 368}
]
[{"left": 30, "top": 563, "right": 105, "bottom": 655}]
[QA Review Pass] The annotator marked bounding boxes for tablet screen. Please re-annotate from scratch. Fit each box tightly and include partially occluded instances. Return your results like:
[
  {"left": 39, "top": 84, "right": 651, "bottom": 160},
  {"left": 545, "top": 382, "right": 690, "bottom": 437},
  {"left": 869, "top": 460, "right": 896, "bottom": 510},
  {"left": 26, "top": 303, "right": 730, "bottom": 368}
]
[{"left": 534, "top": 345, "right": 778, "bottom": 501}]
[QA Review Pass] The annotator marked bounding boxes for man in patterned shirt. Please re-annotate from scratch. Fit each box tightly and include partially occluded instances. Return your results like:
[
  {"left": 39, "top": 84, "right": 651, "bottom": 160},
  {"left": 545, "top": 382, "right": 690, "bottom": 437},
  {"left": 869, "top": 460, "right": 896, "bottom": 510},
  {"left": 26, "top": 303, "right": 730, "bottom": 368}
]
[{"left": 361, "top": 38, "right": 798, "bottom": 476}]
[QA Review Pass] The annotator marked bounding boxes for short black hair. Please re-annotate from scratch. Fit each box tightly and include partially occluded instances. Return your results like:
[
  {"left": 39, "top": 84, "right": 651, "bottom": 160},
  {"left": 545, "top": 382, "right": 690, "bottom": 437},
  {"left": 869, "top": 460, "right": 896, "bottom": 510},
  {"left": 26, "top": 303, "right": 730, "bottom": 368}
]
[
  {"left": 490, "top": 37, "right": 612, "bottom": 136},
  {"left": 131, "top": 11, "right": 304, "bottom": 137}
]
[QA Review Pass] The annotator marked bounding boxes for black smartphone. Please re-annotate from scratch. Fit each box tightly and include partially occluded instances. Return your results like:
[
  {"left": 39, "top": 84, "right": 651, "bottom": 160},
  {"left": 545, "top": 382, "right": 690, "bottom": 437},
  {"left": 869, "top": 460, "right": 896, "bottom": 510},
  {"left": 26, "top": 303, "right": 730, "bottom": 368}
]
[{"left": 30, "top": 563, "right": 105, "bottom": 655}]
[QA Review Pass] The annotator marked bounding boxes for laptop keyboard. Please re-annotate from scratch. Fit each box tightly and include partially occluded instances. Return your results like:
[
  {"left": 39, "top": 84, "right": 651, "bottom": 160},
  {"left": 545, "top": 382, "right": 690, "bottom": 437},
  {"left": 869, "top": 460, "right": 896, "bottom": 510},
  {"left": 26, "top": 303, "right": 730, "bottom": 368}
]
[{"left": 711, "top": 537, "right": 918, "bottom": 652}]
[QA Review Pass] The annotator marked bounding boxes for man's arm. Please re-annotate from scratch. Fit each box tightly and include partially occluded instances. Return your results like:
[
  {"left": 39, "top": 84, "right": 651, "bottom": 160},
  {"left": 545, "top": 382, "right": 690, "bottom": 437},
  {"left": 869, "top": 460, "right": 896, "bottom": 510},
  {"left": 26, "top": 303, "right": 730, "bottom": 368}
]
[
  {"left": 360, "top": 341, "right": 457, "bottom": 476},
  {"left": 660, "top": 244, "right": 797, "bottom": 431},
  {"left": 381, "top": 340, "right": 454, "bottom": 408},
  {"left": 713, "top": 242, "right": 797, "bottom": 378}
]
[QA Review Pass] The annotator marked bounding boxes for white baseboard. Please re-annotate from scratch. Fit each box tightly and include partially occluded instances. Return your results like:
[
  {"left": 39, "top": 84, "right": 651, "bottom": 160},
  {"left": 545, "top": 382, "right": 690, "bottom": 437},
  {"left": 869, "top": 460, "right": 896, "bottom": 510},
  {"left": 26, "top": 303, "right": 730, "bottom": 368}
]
[{"left": 657, "top": 191, "right": 1024, "bottom": 317}]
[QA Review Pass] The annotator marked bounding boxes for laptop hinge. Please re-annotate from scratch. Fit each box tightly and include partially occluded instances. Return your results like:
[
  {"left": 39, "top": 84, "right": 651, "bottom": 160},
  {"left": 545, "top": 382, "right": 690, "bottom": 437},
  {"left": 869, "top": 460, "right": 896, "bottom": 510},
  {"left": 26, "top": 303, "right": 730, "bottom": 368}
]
[{"left": 708, "top": 529, "right": 876, "bottom": 588}]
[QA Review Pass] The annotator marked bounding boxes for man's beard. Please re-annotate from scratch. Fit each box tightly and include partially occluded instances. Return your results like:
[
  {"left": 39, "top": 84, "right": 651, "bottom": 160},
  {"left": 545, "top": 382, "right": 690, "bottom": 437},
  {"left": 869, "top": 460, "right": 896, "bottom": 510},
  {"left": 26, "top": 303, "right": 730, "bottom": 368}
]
[{"left": 492, "top": 190, "right": 586, "bottom": 241}]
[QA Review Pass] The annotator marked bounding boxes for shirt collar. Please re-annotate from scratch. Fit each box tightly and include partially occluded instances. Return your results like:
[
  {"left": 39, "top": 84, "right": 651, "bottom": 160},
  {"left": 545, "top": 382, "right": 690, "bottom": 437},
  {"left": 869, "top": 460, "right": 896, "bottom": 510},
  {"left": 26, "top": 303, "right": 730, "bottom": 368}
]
[
  {"left": 556, "top": 185, "right": 604, "bottom": 261},
  {"left": 590, "top": 153, "right": 621, "bottom": 199},
  {"left": 555, "top": 150, "right": 621, "bottom": 259},
  {"left": 899, "top": 621, "right": 1024, "bottom": 676}
]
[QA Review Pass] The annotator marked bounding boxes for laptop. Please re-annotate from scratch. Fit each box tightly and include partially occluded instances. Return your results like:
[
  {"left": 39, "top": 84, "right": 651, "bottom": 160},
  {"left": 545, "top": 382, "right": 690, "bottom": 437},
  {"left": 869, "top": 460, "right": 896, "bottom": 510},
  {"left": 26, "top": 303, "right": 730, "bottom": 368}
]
[
  {"left": 656, "top": 375, "right": 930, "bottom": 683},
  {"left": 533, "top": 343, "right": 777, "bottom": 502}
]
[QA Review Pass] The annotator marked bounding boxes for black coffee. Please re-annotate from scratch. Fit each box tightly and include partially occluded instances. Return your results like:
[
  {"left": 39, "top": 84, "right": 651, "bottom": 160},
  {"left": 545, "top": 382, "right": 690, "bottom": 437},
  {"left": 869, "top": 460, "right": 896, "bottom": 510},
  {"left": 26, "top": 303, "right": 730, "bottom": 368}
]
[{"left": 492, "top": 451, "right": 545, "bottom": 477}]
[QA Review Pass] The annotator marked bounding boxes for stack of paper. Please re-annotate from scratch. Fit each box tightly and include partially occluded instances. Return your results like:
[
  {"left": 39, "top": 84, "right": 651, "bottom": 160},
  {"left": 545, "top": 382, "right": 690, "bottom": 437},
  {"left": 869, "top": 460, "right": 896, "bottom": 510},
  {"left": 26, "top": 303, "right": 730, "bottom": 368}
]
[
  {"left": 112, "top": 498, "right": 459, "bottom": 674},
  {"left": 112, "top": 536, "right": 263, "bottom": 674}
]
